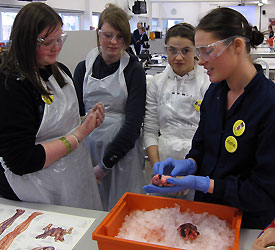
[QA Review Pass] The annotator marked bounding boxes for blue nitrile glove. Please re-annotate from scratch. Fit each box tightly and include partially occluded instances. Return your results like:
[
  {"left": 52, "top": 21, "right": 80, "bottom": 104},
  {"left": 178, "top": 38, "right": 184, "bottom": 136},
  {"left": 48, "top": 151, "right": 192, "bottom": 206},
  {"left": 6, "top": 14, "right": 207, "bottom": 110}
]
[
  {"left": 153, "top": 158, "right": 196, "bottom": 177},
  {"left": 143, "top": 175, "right": 210, "bottom": 194}
]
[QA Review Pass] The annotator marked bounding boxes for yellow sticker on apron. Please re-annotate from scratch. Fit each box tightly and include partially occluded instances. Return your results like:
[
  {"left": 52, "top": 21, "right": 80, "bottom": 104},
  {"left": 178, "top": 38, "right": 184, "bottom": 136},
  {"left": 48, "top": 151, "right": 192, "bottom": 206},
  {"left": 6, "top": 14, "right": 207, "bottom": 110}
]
[
  {"left": 225, "top": 136, "right": 238, "bottom": 153},
  {"left": 194, "top": 99, "right": 202, "bottom": 112},
  {"left": 233, "top": 120, "right": 245, "bottom": 137},
  {"left": 41, "top": 94, "right": 54, "bottom": 104}
]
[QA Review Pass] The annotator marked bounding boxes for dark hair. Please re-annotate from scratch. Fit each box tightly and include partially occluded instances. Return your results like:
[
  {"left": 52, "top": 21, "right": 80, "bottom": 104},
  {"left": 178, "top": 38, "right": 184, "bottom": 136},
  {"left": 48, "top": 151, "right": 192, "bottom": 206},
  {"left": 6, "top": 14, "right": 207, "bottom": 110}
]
[
  {"left": 165, "top": 23, "right": 195, "bottom": 45},
  {"left": 0, "top": 2, "right": 66, "bottom": 95},
  {"left": 253, "top": 26, "right": 258, "bottom": 31},
  {"left": 140, "top": 26, "right": 146, "bottom": 33},
  {"left": 97, "top": 3, "right": 131, "bottom": 48},
  {"left": 196, "top": 7, "right": 264, "bottom": 52}
]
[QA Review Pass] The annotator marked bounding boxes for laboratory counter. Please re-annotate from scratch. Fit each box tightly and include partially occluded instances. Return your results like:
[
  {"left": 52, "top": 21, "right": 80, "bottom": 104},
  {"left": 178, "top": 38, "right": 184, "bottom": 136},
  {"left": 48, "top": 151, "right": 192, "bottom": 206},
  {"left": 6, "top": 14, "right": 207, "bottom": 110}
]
[
  {"left": 251, "top": 51, "right": 275, "bottom": 59},
  {"left": 0, "top": 197, "right": 261, "bottom": 250}
]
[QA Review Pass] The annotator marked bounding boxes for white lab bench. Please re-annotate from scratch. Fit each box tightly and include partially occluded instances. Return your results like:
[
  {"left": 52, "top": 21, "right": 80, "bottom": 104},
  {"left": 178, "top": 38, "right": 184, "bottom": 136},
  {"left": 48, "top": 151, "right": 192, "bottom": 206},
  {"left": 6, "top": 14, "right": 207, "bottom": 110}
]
[
  {"left": 0, "top": 197, "right": 262, "bottom": 250},
  {"left": 251, "top": 47, "right": 275, "bottom": 80},
  {"left": 145, "top": 61, "right": 167, "bottom": 75}
]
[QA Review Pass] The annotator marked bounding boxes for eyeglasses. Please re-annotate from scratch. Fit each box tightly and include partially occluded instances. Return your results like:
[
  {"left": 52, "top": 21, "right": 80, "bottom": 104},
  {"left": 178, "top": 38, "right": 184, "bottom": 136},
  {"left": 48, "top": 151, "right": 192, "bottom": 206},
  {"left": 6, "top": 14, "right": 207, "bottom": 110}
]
[
  {"left": 98, "top": 30, "right": 124, "bottom": 43},
  {"left": 165, "top": 45, "right": 194, "bottom": 57},
  {"left": 194, "top": 36, "right": 243, "bottom": 61},
  {"left": 37, "top": 33, "right": 67, "bottom": 49}
]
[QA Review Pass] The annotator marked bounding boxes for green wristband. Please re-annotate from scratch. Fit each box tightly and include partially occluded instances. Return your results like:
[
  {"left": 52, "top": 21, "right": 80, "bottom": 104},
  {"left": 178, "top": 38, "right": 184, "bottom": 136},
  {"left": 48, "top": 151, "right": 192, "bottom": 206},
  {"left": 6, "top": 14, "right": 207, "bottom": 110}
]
[{"left": 59, "top": 137, "right": 72, "bottom": 155}]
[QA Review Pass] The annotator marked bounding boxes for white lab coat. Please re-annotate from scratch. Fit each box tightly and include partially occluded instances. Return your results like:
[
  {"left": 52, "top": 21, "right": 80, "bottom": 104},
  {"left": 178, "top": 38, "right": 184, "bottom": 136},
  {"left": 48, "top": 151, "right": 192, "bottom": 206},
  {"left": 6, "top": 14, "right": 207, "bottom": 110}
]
[{"left": 144, "top": 62, "right": 210, "bottom": 161}]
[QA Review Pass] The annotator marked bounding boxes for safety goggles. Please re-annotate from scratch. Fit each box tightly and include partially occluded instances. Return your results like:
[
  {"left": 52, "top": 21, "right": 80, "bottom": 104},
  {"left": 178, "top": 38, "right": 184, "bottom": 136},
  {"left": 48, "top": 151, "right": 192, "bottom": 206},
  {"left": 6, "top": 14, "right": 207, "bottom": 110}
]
[
  {"left": 98, "top": 30, "right": 124, "bottom": 43},
  {"left": 37, "top": 32, "right": 67, "bottom": 49},
  {"left": 165, "top": 45, "right": 194, "bottom": 57},
  {"left": 194, "top": 36, "right": 245, "bottom": 61}
]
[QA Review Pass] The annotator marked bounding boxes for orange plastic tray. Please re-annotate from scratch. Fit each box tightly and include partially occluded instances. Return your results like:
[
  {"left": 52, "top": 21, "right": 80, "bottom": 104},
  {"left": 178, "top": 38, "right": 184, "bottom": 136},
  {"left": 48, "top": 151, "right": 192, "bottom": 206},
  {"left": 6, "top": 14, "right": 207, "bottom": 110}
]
[{"left": 92, "top": 192, "right": 242, "bottom": 250}]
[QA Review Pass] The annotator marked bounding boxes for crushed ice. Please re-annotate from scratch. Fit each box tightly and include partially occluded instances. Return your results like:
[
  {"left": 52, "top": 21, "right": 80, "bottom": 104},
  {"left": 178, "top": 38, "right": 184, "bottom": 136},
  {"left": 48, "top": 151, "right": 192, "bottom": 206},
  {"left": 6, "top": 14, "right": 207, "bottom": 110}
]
[{"left": 116, "top": 204, "right": 235, "bottom": 250}]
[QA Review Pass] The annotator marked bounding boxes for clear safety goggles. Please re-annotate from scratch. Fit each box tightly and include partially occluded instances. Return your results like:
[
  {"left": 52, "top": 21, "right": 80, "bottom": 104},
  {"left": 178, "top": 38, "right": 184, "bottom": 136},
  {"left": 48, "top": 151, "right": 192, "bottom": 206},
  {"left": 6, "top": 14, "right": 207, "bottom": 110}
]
[
  {"left": 98, "top": 30, "right": 124, "bottom": 43},
  {"left": 37, "top": 32, "right": 67, "bottom": 49},
  {"left": 165, "top": 45, "right": 194, "bottom": 57},
  {"left": 194, "top": 36, "right": 247, "bottom": 61}
]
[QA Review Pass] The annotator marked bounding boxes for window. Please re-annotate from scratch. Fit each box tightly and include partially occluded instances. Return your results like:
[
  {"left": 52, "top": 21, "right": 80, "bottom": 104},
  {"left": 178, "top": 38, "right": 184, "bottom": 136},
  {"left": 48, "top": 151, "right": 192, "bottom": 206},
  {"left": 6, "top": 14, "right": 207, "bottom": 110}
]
[
  {"left": 0, "top": 9, "right": 19, "bottom": 41},
  {"left": 227, "top": 6, "right": 256, "bottom": 26},
  {"left": 91, "top": 13, "right": 100, "bottom": 30},
  {"left": 0, "top": 8, "right": 82, "bottom": 41},
  {"left": 163, "top": 19, "right": 184, "bottom": 34},
  {"left": 59, "top": 13, "right": 80, "bottom": 31},
  {"left": 0, "top": 9, "right": 81, "bottom": 41},
  {"left": 152, "top": 18, "right": 159, "bottom": 31}
]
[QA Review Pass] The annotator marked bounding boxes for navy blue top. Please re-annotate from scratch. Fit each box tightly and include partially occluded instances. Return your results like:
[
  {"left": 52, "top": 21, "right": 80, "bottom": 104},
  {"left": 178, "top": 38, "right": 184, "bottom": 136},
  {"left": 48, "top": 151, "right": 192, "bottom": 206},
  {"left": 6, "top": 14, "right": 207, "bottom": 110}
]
[{"left": 186, "top": 65, "right": 275, "bottom": 229}]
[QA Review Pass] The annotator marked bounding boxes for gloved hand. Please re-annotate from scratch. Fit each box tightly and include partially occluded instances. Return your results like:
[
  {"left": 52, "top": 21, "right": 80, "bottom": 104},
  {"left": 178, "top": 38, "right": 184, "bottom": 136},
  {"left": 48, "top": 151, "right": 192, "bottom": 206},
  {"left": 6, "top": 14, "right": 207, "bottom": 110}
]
[
  {"left": 153, "top": 158, "right": 197, "bottom": 177},
  {"left": 143, "top": 175, "right": 210, "bottom": 194},
  {"left": 94, "top": 165, "right": 108, "bottom": 184}
]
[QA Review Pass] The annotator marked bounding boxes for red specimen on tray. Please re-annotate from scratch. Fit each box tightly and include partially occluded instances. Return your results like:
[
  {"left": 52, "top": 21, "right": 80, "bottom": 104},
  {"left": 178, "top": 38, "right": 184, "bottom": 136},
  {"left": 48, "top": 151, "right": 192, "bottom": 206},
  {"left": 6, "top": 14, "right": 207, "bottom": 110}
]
[
  {"left": 177, "top": 223, "right": 200, "bottom": 241},
  {"left": 151, "top": 174, "right": 174, "bottom": 186}
]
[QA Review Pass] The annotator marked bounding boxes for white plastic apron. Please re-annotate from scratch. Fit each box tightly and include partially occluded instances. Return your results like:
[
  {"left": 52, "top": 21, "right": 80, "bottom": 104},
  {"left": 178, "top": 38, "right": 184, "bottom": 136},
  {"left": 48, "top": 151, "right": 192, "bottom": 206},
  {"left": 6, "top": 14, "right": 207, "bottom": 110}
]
[
  {"left": 83, "top": 48, "right": 146, "bottom": 211},
  {"left": 1, "top": 70, "right": 102, "bottom": 210},
  {"left": 157, "top": 65, "right": 205, "bottom": 161}
]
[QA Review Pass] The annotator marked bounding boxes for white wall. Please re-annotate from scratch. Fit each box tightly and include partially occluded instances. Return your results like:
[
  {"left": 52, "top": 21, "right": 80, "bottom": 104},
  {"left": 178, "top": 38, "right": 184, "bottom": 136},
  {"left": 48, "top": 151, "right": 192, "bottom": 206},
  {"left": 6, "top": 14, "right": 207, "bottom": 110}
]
[
  {"left": 47, "top": 0, "right": 85, "bottom": 11},
  {"left": 0, "top": 0, "right": 85, "bottom": 10},
  {"left": 2, "top": 0, "right": 274, "bottom": 70},
  {"left": 151, "top": 1, "right": 269, "bottom": 29},
  {"left": 1, "top": 0, "right": 274, "bottom": 32},
  {"left": 262, "top": 4, "right": 275, "bottom": 31},
  {"left": 152, "top": 2, "right": 206, "bottom": 27},
  {"left": 0, "top": 0, "right": 26, "bottom": 7},
  {"left": 58, "top": 30, "right": 97, "bottom": 74}
]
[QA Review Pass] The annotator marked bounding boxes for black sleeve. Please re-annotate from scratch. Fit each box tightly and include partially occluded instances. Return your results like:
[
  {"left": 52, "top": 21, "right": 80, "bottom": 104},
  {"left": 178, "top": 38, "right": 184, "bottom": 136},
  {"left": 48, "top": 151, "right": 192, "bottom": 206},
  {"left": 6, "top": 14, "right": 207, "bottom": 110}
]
[
  {"left": 125, "top": 46, "right": 136, "bottom": 57},
  {"left": 0, "top": 76, "right": 46, "bottom": 176},
  {"left": 140, "top": 34, "right": 149, "bottom": 45},
  {"left": 102, "top": 61, "right": 146, "bottom": 168},
  {"left": 143, "top": 34, "right": 149, "bottom": 42},
  {"left": 132, "top": 30, "right": 139, "bottom": 43},
  {"left": 73, "top": 60, "right": 86, "bottom": 116},
  {"left": 130, "top": 34, "right": 135, "bottom": 45},
  {"left": 0, "top": 166, "right": 19, "bottom": 200}
]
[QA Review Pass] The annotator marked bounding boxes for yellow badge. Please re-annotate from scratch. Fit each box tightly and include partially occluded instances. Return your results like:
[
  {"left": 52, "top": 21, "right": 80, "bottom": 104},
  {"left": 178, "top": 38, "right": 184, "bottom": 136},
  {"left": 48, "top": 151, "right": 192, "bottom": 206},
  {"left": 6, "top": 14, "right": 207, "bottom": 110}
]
[
  {"left": 194, "top": 99, "right": 202, "bottom": 112},
  {"left": 233, "top": 120, "right": 245, "bottom": 137},
  {"left": 41, "top": 94, "right": 54, "bottom": 104},
  {"left": 225, "top": 136, "right": 238, "bottom": 153}
]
